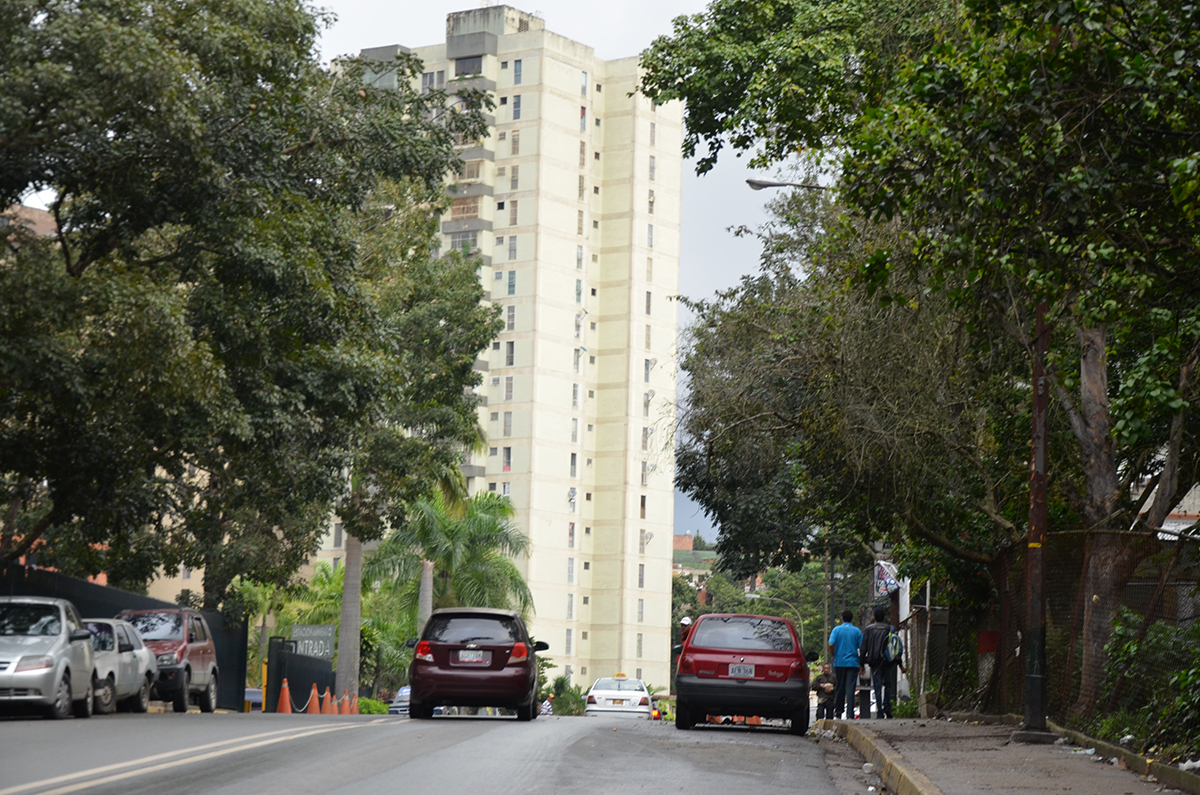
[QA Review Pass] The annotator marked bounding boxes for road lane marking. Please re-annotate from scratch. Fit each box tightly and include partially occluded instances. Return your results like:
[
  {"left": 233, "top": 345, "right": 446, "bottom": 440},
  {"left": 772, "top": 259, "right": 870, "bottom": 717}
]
[{"left": 5, "top": 723, "right": 364, "bottom": 795}]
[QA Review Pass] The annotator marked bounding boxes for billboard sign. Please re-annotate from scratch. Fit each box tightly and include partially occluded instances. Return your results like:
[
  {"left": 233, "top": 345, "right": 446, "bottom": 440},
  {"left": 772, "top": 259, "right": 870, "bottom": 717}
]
[{"left": 292, "top": 624, "right": 335, "bottom": 659}]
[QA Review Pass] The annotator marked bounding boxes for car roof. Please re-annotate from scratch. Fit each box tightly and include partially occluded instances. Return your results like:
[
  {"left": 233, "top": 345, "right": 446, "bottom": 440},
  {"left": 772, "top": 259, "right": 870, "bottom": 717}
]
[
  {"left": 694, "top": 612, "right": 792, "bottom": 622},
  {"left": 116, "top": 607, "right": 198, "bottom": 616},
  {"left": 429, "top": 607, "right": 521, "bottom": 619},
  {"left": 0, "top": 596, "right": 71, "bottom": 608}
]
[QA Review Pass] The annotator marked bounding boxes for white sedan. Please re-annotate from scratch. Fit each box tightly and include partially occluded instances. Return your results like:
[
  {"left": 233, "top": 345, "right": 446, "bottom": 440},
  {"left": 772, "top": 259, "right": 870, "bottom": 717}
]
[
  {"left": 84, "top": 618, "right": 157, "bottom": 713},
  {"left": 584, "top": 674, "right": 653, "bottom": 718}
]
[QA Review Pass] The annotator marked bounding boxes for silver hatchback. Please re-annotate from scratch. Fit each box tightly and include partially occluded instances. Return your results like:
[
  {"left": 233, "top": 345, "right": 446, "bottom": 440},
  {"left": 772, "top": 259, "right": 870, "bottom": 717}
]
[{"left": 0, "top": 596, "right": 96, "bottom": 719}]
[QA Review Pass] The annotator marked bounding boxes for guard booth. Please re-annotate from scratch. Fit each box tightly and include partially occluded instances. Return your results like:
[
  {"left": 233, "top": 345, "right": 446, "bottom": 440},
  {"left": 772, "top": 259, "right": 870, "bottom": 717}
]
[{"left": 264, "top": 636, "right": 334, "bottom": 712}]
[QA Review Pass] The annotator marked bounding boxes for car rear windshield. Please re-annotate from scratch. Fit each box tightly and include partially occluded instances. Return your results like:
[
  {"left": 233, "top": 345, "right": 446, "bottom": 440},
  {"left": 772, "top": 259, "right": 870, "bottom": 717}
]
[
  {"left": 424, "top": 615, "right": 521, "bottom": 644},
  {"left": 0, "top": 604, "right": 61, "bottom": 636},
  {"left": 86, "top": 622, "right": 116, "bottom": 651},
  {"left": 690, "top": 616, "right": 795, "bottom": 652},
  {"left": 592, "top": 679, "right": 646, "bottom": 692},
  {"left": 124, "top": 612, "right": 184, "bottom": 641}
]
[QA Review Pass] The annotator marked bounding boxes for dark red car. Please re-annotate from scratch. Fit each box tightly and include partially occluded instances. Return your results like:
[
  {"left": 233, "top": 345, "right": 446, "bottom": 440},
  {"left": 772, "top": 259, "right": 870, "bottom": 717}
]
[
  {"left": 674, "top": 613, "right": 818, "bottom": 734},
  {"left": 408, "top": 608, "right": 548, "bottom": 721},
  {"left": 116, "top": 608, "right": 218, "bottom": 713}
]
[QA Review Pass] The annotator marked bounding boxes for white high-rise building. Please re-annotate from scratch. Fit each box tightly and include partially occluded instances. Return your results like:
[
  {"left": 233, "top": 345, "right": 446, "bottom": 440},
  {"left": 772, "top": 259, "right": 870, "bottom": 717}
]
[{"left": 361, "top": 5, "right": 680, "bottom": 688}]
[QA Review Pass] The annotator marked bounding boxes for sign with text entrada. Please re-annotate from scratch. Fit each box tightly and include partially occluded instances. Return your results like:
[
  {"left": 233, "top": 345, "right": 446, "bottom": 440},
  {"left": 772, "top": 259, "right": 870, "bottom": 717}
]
[{"left": 291, "top": 624, "right": 335, "bottom": 659}]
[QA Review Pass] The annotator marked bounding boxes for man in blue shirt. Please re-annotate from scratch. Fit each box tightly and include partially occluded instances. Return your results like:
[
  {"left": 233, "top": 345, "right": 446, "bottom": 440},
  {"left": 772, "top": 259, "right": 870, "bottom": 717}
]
[{"left": 827, "top": 609, "right": 863, "bottom": 719}]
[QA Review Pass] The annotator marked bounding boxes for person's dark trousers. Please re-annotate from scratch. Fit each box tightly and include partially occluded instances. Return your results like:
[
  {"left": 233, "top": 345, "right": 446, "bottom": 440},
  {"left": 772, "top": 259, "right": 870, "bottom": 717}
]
[
  {"left": 816, "top": 699, "right": 835, "bottom": 721},
  {"left": 833, "top": 667, "right": 858, "bottom": 718},
  {"left": 870, "top": 662, "right": 896, "bottom": 718}
]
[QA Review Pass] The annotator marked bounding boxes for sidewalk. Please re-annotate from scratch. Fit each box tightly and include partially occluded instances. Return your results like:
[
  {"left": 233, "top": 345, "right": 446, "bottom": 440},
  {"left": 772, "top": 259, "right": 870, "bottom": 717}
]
[{"left": 816, "top": 715, "right": 1200, "bottom": 795}]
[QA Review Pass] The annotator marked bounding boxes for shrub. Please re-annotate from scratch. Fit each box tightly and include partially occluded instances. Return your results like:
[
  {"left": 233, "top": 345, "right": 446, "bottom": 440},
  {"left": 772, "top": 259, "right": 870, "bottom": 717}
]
[{"left": 357, "top": 697, "right": 388, "bottom": 715}]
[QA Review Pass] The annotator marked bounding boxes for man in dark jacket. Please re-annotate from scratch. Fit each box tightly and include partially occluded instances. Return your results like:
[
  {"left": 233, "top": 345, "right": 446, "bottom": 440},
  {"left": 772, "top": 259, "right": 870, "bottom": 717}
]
[
  {"left": 861, "top": 605, "right": 903, "bottom": 718},
  {"left": 811, "top": 662, "right": 837, "bottom": 721}
]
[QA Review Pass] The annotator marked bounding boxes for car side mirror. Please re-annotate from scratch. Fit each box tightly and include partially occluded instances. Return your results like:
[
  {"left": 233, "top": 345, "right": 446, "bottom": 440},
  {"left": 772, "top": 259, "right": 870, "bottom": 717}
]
[
  {"left": 404, "top": 637, "right": 418, "bottom": 649},
  {"left": 533, "top": 641, "right": 549, "bottom": 652},
  {"left": 69, "top": 628, "right": 92, "bottom": 643},
  {"left": 805, "top": 650, "right": 819, "bottom": 663},
  {"left": 672, "top": 644, "right": 683, "bottom": 654},
  {"left": 119, "top": 642, "right": 134, "bottom": 653}
]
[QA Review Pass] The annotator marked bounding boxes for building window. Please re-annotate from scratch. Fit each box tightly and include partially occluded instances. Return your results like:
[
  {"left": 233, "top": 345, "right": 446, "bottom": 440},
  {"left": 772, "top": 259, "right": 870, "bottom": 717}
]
[
  {"left": 455, "top": 56, "right": 482, "bottom": 76},
  {"left": 639, "top": 528, "right": 648, "bottom": 554},
  {"left": 568, "top": 522, "right": 575, "bottom": 548},
  {"left": 421, "top": 71, "right": 446, "bottom": 93},
  {"left": 568, "top": 558, "right": 575, "bottom": 584},
  {"left": 333, "top": 522, "right": 343, "bottom": 549},
  {"left": 572, "top": 383, "right": 580, "bottom": 409},
  {"left": 581, "top": 70, "right": 588, "bottom": 97},
  {"left": 451, "top": 196, "right": 480, "bottom": 220},
  {"left": 645, "top": 324, "right": 652, "bottom": 349},
  {"left": 449, "top": 230, "right": 477, "bottom": 253},
  {"left": 583, "top": 561, "right": 590, "bottom": 569},
  {"left": 508, "top": 235, "right": 517, "bottom": 260},
  {"left": 595, "top": 117, "right": 601, "bottom": 127},
  {"left": 649, "top": 155, "right": 656, "bottom": 181},
  {"left": 570, "top": 453, "right": 577, "bottom": 478},
  {"left": 460, "top": 160, "right": 482, "bottom": 181},
  {"left": 648, "top": 189, "right": 655, "bottom": 214},
  {"left": 637, "top": 598, "right": 645, "bottom": 622},
  {"left": 645, "top": 291, "right": 652, "bottom": 314},
  {"left": 573, "top": 348, "right": 581, "bottom": 374},
  {"left": 510, "top": 165, "right": 519, "bottom": 191},
  {"left": 644, "top": 359, "right": 652, "bottom": 382},
  {"left": 505, "top": 340, "right": 515, "bottom": 366},
  {"left": 509, "top": 199, "right": 519, "bottom": 226},
  {"left": 488, "top": 482, "right": 497, "bottom": 492},
  {"left": 180, "top": 564, "right": 191, "bottom": 580},
  {"left": 489, "top": 447, "right": 498, "bottom": 456},
  {"left": 583, "top": 596, "right": 589, "bottom": 604},
  {"left": 566, "top": 593, "right": 574, "bottom": 620},
  {"left": 495, "top": 235, "right": 504, "bottom": 249},
  {"left": 643, "top": 391, "right": 652, "bottom": 417},
  {"left": 641, "top": 461, "right": 649, "bottom": 486},
  {"left": 578, "top": 175, "right": 586, "bottom": 201},
  {"left": 502, "top": 446, "right": 512, "bottom": 472},
  {"left": 647, "top": 224, "right": 654, "bottom": 248},
  {"left": 513, "top": 58, "right": 522, "bottom": 85},
  {"left": 594, "top": 151, "right": 600, "bottom": 161},
  {"left": 575, "top": 314, "right": 583, "bottom": 339},
  {"left": 491, "top": 376, "right": 501, "bottom": 386},
  {"left": 332, "top": 558, "right": 340, "bottom": 571},
  {"left": 503, "top": 411, "right": 513, "bottom": 436},
  {"left": 642, "top": 426, "right": 651, "bottom": 451},
  {"left": 638, "top": 563, "right": 645, "bottom": 588},
  {"left": 577, "top": 210, "right": 584, "bottom": 236},
  {"left": 592, "top": 220, "right": 599, "bottom": 229},
  {"left": 575, "top": 279, "right": 583, "bottom": 304},
  {"left": 565, "top": 628, "right": 573, "bottom": 655},
  {"left": 572, "top": 418, "right": 579, "bottom": 443},
  {"left": 579, "top": 141, "right": 587, "bottom": 167},
  {"left": 650, "top": 121, "right": 656, "bottom": 145},
  {"left": 580, "top": 106, "right": 587, "bottom": 131},
  {"left": 504, "top": 376, "right": 514, "bottom": 401},
  {"left": 512, "top": 95, "right": 522, "bottom": 120},
  {"left": 507, "top": 271, "right": 517, "bottom": 296},
  {"left": 646, "top": 257, "right": 653, "bottom": 281},
  {"left": 640, "top": 495, "right": 647, "bottom": 519},
  {"left": 506, "top": 305, "right": 516, "bottom": 331},
  {"left": 502, "top": 481, "right": 511, "bottom": 496},
  {"left": 511, "top": 129, "right": 520, "bottom": 155},
  {"left": 576, "top": 245, "right": 584, "bottom": 269},
  {"left": 490, "top": 411, "right": 500, "bottom": 421}
]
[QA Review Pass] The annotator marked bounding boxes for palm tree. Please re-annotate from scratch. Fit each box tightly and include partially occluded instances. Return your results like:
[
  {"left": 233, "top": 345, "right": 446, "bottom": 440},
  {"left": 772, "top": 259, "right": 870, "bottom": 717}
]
[
  {"left": 230, "top": 577, "right": 289, "bottom": 679},
  {"left": 289, "top": 561, "right": 345, "bottom": 625},
  {"left": 364, "top": 491, "right": 533, "bottom": 618}
]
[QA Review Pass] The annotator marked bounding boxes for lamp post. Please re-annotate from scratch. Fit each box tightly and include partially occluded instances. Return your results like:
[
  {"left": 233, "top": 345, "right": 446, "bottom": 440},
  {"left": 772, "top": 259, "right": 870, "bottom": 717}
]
[{"left": 746, "top": 178, "right": 827, "bottom": 191}]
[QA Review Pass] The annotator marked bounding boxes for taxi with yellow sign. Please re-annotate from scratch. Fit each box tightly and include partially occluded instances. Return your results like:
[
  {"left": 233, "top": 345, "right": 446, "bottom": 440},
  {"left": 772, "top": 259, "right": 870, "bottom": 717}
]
[{"left": 584, "top": 673, "right": 654, "bottom": 719}]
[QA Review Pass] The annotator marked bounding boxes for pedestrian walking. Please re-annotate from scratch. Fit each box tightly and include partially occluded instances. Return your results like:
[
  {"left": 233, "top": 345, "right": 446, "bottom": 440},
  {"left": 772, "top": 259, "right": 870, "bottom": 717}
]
[
  {"left": 827, "top": 609, "right": 863, "bottom": 720},
  {"left": 861, "top": 605, "right": 905, "bottom": 718},
  {"left": 811, "top": 662, "right": 837, "bottom": 721}
]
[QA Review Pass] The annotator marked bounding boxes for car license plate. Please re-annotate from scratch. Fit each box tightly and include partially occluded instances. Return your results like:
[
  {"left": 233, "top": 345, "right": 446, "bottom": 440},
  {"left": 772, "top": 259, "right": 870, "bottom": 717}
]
[
  {"left": 610, "top": 699, "right": 627, "bottom": 706},
  {"left": 728, "top": 664, "right": 755, "bottom": 678},
  {"left": 458, "top": 650, "right": 485, "bottom": 663}
]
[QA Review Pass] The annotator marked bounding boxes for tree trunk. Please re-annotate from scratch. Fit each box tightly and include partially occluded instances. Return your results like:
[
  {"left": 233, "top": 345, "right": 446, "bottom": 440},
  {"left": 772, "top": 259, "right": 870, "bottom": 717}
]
[
  {"left": 336, "top": 533, "right": 363, "bottom": 700},
  {"left": 258, "top": 614, "right": 270, "bottom": 666},
  {"left": 417, "top": 560, "right": 434, "bottom": 633}
]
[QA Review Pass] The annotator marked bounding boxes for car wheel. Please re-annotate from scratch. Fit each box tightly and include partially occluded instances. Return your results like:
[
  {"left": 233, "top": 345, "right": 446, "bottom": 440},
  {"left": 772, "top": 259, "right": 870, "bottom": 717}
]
[
  {"left": 408, "top": 699, "right": 432, "bottom": 719},
  {"left": 675, "top": 699, "right": 693, "bottom": 730},
  {"left": 198, "top": 673, "right": 217, "bottom": 713},
  {"left": 515, "top": 696, "right": 534, "bottom": 722},
  {"left": 126, "top": 676, "right": 151, "bottom": 713},
  {"left": 172, "top": 670, "right": 191, "bottom": 713},
  {"left": 45, "top": 673, "right": 72, "bottom": 720},
  {"left": 72, "top": 676, "right": 94, "bottom": 718},
  {"left": 94, "top": 675, "right": 117, "bottom": 715},
  {"left": 789, "top": 706, "right": 810, "bottom": 736}
]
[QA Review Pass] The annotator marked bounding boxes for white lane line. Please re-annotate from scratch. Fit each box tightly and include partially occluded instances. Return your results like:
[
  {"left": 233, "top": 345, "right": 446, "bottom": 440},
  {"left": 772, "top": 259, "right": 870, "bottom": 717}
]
[{"left": 7, "top": 723, "right": 364, "bottom": 795}]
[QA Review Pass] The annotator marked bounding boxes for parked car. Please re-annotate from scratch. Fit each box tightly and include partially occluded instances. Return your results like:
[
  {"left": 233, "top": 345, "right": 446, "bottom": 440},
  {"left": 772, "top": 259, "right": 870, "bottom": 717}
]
[
  {"left": 117, "top": 608, "right": 218, "bottom": 712},
  {"left": 84, "top": 618, "right": 158, "bottom": 713},
  {"left": 584, "top": 673, "right": 653, "bottom": 718},
  {"left": 388, "top": 685, "right": 410, "bottom": 716},
  {"left": 0, "top": 596, "right": 96, "bottom": 719},
  {"left": 673, "top": 613, "right": 818, "bottom": 735},
  {"left": 407, "top": 608, "right": 548, "bottom": 721}
]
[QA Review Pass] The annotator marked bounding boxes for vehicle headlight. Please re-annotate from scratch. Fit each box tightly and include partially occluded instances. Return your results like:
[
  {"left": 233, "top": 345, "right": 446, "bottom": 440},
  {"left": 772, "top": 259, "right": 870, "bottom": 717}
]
[
  {"left": 157, "top": 652, "right": 178, "bottom": 666},
  {"left": 15, "top": 655, "right": 55, "bottom": 672}
]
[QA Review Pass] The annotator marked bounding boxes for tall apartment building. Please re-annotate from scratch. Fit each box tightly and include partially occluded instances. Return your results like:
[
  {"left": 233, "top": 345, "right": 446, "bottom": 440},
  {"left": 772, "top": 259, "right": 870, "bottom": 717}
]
[{"left": 360, "top": 6, "right": 680, "bottom": 688}]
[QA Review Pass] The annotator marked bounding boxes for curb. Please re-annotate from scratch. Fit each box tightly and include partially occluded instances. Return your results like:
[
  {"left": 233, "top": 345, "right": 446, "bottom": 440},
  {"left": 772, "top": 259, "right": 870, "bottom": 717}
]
[{"left": 816, "top": 719, "right": 945, "bottom": 795}]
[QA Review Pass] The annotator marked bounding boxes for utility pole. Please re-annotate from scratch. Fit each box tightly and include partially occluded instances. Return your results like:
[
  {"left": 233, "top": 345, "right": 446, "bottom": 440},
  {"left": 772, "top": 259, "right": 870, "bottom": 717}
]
[
  {"left": 1014, "top": 302, "right": 1056, "bottom": 744},
  {"left": 823, "top": 547, "right": 830, "bottom": 661}
]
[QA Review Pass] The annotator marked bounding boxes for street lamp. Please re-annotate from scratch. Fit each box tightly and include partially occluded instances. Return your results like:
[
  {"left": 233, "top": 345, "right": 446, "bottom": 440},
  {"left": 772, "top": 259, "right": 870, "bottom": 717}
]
[
  {"left": 745, "top": 178, "right": 827, "bottom": 191},
  {"left": 745, "top": 594, "right": 806, "bottom": 649}
]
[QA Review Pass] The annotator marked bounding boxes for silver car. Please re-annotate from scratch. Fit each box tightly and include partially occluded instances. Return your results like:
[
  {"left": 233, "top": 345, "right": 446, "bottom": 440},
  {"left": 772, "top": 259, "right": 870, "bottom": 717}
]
[
  {"left": 584, "top": 674, "right": 654, "bottom": 718},
  {"left": 84, "top": 618, "right": 158, "bottom": 713},
  {"left": 0, "top": 596, "right": 96, "bottom": 719}
]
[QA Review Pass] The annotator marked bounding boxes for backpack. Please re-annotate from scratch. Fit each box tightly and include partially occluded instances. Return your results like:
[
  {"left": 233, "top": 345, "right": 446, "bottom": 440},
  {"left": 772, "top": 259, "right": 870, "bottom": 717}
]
[{"left": 885, "top": 628, "right": 904, "bottom": 664}]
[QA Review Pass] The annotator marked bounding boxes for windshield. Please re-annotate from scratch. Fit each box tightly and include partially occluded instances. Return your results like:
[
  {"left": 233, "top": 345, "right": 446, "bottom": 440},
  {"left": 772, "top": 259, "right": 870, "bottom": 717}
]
[
  {"left": 592, "top": 679, "right": 646, "bottom": 692},
  {"left": 86, "top": 622, "right": 115, "bottom": 651},
  {"left": 124, "top": 612, "right": 184, "bottom": 641},
  {"left": 0, "top": 604, "right": 61, "bottom": 636},
  {"left": 424, "top": 615, "right": 521, "bottom": 644},
  {"left": 690, "top": 616, "right": 796, "bottom": 652}
]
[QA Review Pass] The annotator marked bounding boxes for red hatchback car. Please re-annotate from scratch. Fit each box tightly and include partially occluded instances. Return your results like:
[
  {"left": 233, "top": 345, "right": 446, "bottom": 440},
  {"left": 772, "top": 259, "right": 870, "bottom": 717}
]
[
  {"left": 408, "top": 608, "right": 548, "bottom": 721},
  {"left": 674, "top": 613, "right": 818, "bottom": 734}
]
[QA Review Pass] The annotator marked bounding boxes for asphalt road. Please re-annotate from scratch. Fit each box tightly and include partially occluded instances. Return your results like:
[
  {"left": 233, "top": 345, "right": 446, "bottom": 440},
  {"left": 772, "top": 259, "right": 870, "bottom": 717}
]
[{"left": 0, "top": 712, "right": 843, "bottom": 795}]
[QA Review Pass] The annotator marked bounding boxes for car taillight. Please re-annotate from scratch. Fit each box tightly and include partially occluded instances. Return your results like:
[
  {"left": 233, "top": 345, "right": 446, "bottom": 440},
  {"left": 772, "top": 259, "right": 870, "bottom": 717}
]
[
  {"left": 507, "top": 642, "right": 528, "bottom": 664},
  {"left": 414, "top": 640, "right": 434, "bottom": 662},
  {"left": 789, "top": 661, "right": 807, "bottom": 680},
  {"left": 587, "top": 695, "right": 597, "bottom": 704},
  {"left": 639, "top": 696, "right": 650, "bottom": 706},
  {"left": 677, "top": 654, "right": 694, "bottom": 674}
]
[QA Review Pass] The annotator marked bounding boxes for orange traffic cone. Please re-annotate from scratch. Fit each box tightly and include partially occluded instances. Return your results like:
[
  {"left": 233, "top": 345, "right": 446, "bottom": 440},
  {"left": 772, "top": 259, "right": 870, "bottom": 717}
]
[
  {"left": 321, "top": 687, "right": 334, "bottom": 714},
  {"left": 337, "top": 690, "right": 347, "bottom": 715},
  {"left": 307, "top": 684, "right": 320, "bottom": 715},
  {"left": 350, "top": 694, "right": 359, "bottom": 715},
  {"left": 277, "top": 679, "right": 292, "bottom": 714}
]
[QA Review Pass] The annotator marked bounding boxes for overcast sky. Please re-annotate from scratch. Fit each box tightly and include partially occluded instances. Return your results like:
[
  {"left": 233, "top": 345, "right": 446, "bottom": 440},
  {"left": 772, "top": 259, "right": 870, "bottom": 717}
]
[{"left": 319, "top": 1, "right": 778, "bottom": 541}]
